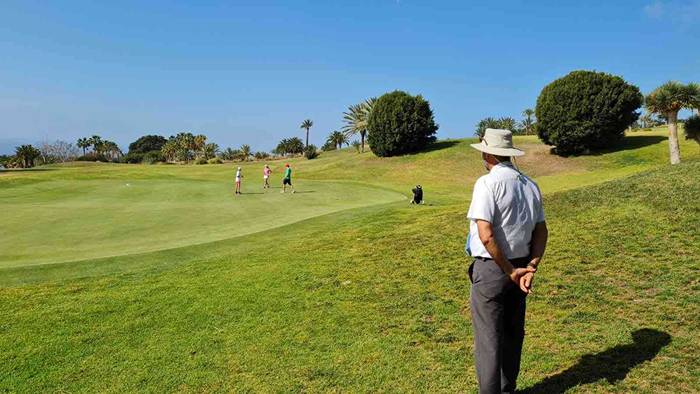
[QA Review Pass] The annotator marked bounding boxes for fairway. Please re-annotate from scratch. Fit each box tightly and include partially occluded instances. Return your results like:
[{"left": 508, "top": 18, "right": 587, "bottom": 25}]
[{"left": 0, "top": 166, "right": 404, "bottom": 267}]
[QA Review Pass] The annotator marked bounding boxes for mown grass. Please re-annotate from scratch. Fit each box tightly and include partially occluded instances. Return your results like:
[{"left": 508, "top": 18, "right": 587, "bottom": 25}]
[{"left": 1, "top": 128, "right": 698, "bottom": 392}]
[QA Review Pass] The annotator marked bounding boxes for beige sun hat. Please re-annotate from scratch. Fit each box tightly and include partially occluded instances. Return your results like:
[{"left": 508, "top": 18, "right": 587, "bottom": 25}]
[{"left": 470, "top": 128, "right": 524, "bottom": 157}]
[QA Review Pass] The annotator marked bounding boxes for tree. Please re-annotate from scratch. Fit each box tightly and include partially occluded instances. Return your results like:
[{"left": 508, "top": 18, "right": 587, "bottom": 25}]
[
  {"left": 101, "top": 140, "right": 122, "bottom": 160},
  {"left": 161, "top": 140, "right": 178, "bottom": 162},
  {"left": 77, "top": 138, "right": 90, "bottom": 155},
  {"left": 536, "top": 70, "right": 643, "bottom": 156},
  {"left": 14, "top": 145, "right": 41, "bottom": 168},
  {"left": 203, "top": 143, "right": 219, "bottom": 159},
  {"left": 304, "top": 144, "right": 319, "bottom": 159},
  {"left": 128, "top": 135, "right": 167, "bottom": 154},
  {"left": 475, "top": 117, "right": 519, "bottom": 138},
  {"left": 193, "top": 134, "right": 207, "bottom": 157},
  {"left": 220, "top": 148, "right": 240, "bottom": 161},
  {"left": 89, "top": 135, "right": 103, "bottom": 155},
  {"left": 521, "top": 109, "right": 536, "bottom": 134},
  {"left": 327, "top": 130, "right": 348, "bottom": 150},
  {"left": 239, "top": 144, "right": 252, "bottom": 161},
  {"left": 274, "top": 137, "right": 304, "bottom": 156},
  {"left": 39, "top": 140, "right": 79, "bottom": 163},
  {"left": 342, "top": 97, "right": 376, "bottom": 153},
  {"left": 645, "top": 81, "right": 700, "bottom": 164},
  {"left": 300, "top": 119, "right": 313, "bottom": 148},
  {"left": 367, "top": 90, "right": 438, "bottom": 157},
  {"left": 683, "top": 115, "right": 700, "bottom": 148}
]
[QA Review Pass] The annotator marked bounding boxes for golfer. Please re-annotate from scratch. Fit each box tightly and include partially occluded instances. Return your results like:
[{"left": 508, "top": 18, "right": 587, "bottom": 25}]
[
  {"left": 281, "top": 163, "right": 295, "bottom": 193},
  {"left": 235, "top": 166, "right": 243, "bottom": 195},
  {"left": 263, "top": 164, "right": 272, "bottom": 189},
  {"left": 466, "top": 128, "right": 548, "bottom": 394}
]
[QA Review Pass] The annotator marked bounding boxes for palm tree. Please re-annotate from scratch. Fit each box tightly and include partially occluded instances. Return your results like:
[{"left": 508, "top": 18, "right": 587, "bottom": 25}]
[
  {"left": 203, "top": 143, "right": 219, "bottom": 159},
  {"left": 327, "top": 130, "right": 348, "bottom": 150},
  {"left": 90, "top": 135, "right": 103, "bottom": 155},
  {"left": 15, "top": 145, "right": 41, "bottom": 168},
  {"left": 342, "top": 97, "right": 375, "bottom": 153},
  {"left": 300, "top": 119, "right": 313, "bottom": 148},
  {"left": 645, "top": 81, "right": 700, "bottom": 164},
  {"left": 521, "top": 109, "right": 535, "bottom": 134},
  {"left": 77, "top": 138, "right": 90, "bottom": 155},
  {"left": 193, "top": 134, "right": 207, "bottom": 157},
  {"left": 161, "top": 140, "right": 178, "bottom": 162},
  {"left": 239, "top": 144, "right": 252, "bottom": 161}
]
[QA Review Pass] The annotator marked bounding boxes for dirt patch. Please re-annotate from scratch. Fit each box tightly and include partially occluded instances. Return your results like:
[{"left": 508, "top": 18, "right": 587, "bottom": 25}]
[{"left": 515, "top": 143, "right": 585, "bottom": 177}]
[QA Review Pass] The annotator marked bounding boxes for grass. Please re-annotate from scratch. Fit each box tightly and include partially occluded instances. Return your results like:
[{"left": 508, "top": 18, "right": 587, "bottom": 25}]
[{"left": 1, "top": 128, "right": 699, "bottom": 392}]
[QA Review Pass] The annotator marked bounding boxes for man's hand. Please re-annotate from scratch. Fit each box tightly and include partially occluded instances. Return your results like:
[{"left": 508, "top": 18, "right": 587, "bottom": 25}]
[
  {"left": 519, "top": 272, "right": 535, "bottom": 294},
  {"left": 508, "top": 266, "right": 536, "bottom": 286}
]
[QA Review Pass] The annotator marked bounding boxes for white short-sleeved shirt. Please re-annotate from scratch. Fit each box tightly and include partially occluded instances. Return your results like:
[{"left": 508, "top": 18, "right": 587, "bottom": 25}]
[{"left": 466, "top": 162, "right": 545, "bottom": 259}]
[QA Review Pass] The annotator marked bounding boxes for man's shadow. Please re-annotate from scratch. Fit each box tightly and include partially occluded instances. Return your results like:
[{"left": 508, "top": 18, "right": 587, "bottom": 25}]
[{"left": 521, "top": 328, "right": 671, "bottom": 393}]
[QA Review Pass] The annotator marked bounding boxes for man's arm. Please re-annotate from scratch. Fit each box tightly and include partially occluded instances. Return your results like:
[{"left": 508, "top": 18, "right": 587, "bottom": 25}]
[
  {"left": 476, "top": 220, "right": 535, "bottom": 284},
  {"left": 528, "top": 221, "right": 548, "bottom": 269},
  {"left": 520, "top": 221, "right": 548, "bottom": 294}
]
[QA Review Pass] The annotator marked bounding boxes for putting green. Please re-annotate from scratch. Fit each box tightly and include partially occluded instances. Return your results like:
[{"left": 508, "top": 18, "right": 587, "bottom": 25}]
[{"left": 0, "top": 169, "right": 404, "bottom": 268}]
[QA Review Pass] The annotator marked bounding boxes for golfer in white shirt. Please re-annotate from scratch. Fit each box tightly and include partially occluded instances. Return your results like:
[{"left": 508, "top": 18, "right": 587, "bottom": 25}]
[{"left": 466, "top": 128, "right": 548, "bottom": 394}]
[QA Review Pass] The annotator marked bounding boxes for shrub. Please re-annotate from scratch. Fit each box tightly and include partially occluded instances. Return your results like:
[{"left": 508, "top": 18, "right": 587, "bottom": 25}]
[
  {"left": 304, "top": 144, "right": 319, "bottom": 160},
  {"left": 351, "top": 140, "right": 361, "bottom": 153},
  {"left": 77, "top": 153, "right": 109, "bottom": 162},
  {"left": 536, "top": 70, "right": 643, "bottom": 156},
  {"left": 120, "top": 152, "right": 145, "bottom": 164},
  {"left": 367, "top": 90, "right": 438, "bottom": 157},
  {"left": 143, "top": 150, "right": 165, "bottom": 164},
  {"left": 207, "top": 157, "right": 223, "bottom": 164},
  {"left": 684, "top": 115, "right": 700, "bottom": 146},
  {"left": 194, "top": 157, "right": 208, "bottom": 165}
]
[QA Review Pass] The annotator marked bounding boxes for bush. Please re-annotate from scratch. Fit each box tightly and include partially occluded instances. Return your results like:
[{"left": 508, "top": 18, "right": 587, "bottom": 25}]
[
  {"left": 351, "top": 140, "right": 361, "bottom": 153},
  {"left": 207, "top": 157, "right": 223, "bottom": 164},
  {"left": 684, "top": 115, "right": 700, "bottom": 145},
  {"left": 77, "top": 154, "right": 109, "bottom": 162},
  {"left": 367, "top": 90, "right": 438, "bottom": 157},
  {"left": 536, "top": 70, "right": 643, "bottom": 156},
  {"left": 120, "top": 152, "right": 145, "bottom": 164},
  {"left": 194, "top": 157, "right": 208, "bottom": 165},
  {"left": 143, "top": 150, "right": 165, "bottom": 164},
  {"left": 304, "top": 144, "right": 319, "bottom": 160}
]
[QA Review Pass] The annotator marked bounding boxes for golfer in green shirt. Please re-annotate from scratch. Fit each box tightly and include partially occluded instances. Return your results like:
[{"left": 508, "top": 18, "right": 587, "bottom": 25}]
[{"left": 281, "top": 163, "right": 295, "bottom": 193}]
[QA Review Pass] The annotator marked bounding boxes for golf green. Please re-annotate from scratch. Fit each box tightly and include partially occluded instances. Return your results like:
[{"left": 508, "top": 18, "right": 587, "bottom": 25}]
[{"left": 0, "top": 170, "right": 404, "bottom": 268}]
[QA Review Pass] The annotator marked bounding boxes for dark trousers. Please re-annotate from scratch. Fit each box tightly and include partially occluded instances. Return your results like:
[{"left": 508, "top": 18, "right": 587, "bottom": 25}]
[{"left": 469, "top": 257, "right": 529, "bottom": 394}]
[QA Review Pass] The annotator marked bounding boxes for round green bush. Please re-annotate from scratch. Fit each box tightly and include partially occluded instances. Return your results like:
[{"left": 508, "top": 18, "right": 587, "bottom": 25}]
[
  {"left": 194, "top": 157, "right": 208, "bottom": 165},
  {"left": 367, "top": 90, "right": 438, "bottom": 157},
  {"left": 142, "top": 150, "right": 164, "bottom": 164},
  {"left": 536, "top": 70, "right": 643, "bottom": 156},
  {"left": 207, "top": 157, "right": 223, "bottom": 164},
  {"left": 304, "top": 144, "right": 319, "bottom": 160}
]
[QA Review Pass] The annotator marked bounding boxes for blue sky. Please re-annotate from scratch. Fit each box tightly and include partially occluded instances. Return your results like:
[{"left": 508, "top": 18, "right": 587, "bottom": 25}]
[{"left": 1, "top": 0, "right": 698, "bottom": 154}]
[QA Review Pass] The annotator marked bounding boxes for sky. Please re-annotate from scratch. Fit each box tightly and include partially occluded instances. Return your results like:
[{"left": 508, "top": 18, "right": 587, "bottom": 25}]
[{"left": 0, "top": 0, "right": 698, "bottom": 154}]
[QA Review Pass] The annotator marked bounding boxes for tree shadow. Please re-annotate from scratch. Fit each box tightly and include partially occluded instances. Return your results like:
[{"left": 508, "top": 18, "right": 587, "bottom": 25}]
[
  {"left": 418, "top": 139, "right": 461, "bottom": 153},
  {"left": 0, "top": 168, "right": 57, "bottom": 173},
  {"left": 590, "top": 135, "right": 667, "bottom": 155},
  {"left": 520, "top": 328, "right": 671, "bottom": 393}
]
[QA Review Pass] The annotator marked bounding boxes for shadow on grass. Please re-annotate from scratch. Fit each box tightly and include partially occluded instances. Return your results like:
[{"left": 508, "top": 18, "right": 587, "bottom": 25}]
[
  {"left": 594, "top": 135, "right": 667, "bottom": 155},
  {"left": 521, "top": 328, "right": 671, "bottom": 393},
  {"left": 418, "top": 139, "right": 462, "bottom": 153}
]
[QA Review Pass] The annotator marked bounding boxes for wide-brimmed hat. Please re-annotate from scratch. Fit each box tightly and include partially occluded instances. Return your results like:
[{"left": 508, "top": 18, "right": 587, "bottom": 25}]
[{"left": 470, "top": 128, "right": 524, "bottom": 157}]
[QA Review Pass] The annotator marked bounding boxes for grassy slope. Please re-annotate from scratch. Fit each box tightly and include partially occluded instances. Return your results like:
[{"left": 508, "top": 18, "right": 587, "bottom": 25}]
[{"left": 1, "top": 129, "right": 699, "bottom": 392}]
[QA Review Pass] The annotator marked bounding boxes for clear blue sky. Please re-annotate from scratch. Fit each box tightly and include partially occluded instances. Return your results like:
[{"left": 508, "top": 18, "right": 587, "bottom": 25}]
[{"left": 1, "top": 0, "right": 698, "bottom": 154}]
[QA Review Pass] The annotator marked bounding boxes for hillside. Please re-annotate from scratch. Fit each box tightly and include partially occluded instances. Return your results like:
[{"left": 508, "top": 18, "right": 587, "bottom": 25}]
[{"left": 1, "top": 129, "right": 699, "bottom": 392}]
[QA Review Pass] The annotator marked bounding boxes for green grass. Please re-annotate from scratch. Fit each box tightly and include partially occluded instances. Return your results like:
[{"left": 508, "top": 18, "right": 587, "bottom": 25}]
[{"left": 1, "top": 128, "right": 699, "bottom": 392}]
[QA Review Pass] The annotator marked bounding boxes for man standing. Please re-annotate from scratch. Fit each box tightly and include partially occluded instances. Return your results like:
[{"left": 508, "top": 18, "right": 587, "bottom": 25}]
[
  {"left": 281, "top": 163, "right": 295, "bottom": 193},
  {"left": 466, "top": 129, "right": 548, "bottom": 394}
]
